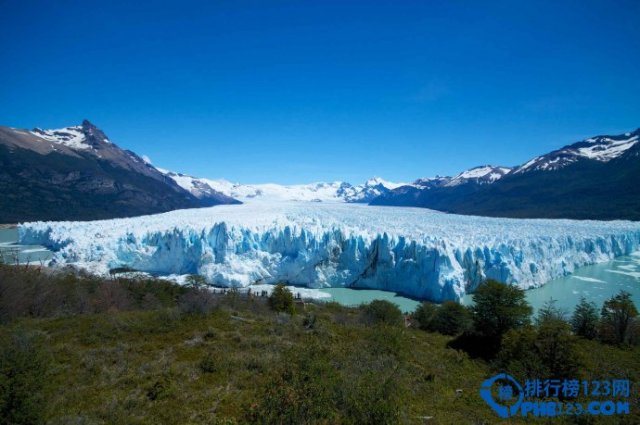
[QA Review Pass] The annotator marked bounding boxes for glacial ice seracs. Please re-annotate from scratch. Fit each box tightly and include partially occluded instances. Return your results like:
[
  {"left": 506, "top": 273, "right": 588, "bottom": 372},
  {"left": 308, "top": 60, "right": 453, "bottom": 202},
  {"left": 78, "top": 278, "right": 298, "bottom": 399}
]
[{"left": 18, "top": 202, "right": 640, "bottom": 302}]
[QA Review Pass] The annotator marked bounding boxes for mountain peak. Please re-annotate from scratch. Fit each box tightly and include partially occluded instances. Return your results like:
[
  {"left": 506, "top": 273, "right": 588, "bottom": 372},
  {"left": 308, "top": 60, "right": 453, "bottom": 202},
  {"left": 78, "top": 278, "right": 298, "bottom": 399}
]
[
  {"left": 515, "top": 128, "right": 639, "bottom": 173},
  {"left": 81, "top": 119, "right": 96, "bottom": 129},
  {"left": 80, "top": 120, "right": 110, "bottom": 146},
  {"left": 446, "top": 165, "right": 512, "bottom": 186}
]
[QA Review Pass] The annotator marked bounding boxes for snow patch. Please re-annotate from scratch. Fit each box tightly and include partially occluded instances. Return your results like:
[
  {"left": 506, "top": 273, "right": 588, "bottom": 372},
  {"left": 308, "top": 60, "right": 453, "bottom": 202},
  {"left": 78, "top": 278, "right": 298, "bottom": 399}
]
[{"left": 31, "top": 126, "right": 89, "bottom": 150}]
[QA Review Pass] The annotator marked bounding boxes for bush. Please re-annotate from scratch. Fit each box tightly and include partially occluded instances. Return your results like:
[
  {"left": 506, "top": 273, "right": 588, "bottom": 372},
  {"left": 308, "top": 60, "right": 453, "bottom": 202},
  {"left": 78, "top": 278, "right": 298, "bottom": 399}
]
[
  {"left": 247, "top": 343, "right": 340, "bottom": 424},
  {"left": 599, "top": 291, "right": 638, "bottom": 345},
  {"left": 185, "top": 274, "right": 207, "bottom": 288},
  {"left": 199, "top": 353, "right": 219, "bottom": 374},
  {"left": 0, "top": 330, "right": 50, "bottom": 425},
  {"left": 178, "top": 288, "right": 218, "bottom": 314},
  {"left": 361, "top": 300, "right": 404, "bottom": 327},
  {"left": 268, "top": 284, "right": 294, "bottom": 314},
  {"left": 571, "top": 297, "right": 599, "bottom": 339},
  {"left": 340, "top": 369, "right": 404, "bottom": 424}
]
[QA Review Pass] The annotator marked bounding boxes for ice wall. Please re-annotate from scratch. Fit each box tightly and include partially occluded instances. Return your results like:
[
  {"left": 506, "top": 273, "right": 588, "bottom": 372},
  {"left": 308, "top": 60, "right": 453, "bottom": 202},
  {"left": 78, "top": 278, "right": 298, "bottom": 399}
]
[{"left": 18, "top": 202, "right": 640, "bottom": 302}]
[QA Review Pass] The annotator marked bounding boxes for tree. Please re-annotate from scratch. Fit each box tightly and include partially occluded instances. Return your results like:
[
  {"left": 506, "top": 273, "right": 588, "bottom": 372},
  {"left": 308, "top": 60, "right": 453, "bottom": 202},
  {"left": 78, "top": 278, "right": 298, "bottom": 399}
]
[
  {"left": 571, "top": 297, "right": 599, "bottom": 339},
  {"left": 471, "top": 280, "right": 532, "bottom": 342},
  {"left": 362, "top": 300, "right": 404, "bottom": 327},
  {"left": 536, "top": 299, "right": 567, "bottom": 325},
  {"left": 535, "top": 318, "right": 581, "bottom": 379},
  {"left": 417, "top": 301, "right": 472, "bottom": 336},
  {"left": 268, "top": 283, "right": 295, "bottom": 314},
  {"left": 499, "top": 319, "right": 581, "bottom": 380},
  {"left": 599, "top": 291, "right": 638, "bottom": 345},
  {"left": 412, "top": 302, "right": 438, "bottom": 331}
]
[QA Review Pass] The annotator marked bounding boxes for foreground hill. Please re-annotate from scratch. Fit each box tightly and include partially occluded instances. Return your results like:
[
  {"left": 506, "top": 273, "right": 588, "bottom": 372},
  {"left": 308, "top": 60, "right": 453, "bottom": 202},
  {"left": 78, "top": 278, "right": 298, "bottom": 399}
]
[
  {"left": 371, "top": 129, "right": 640, "bottom": 220},
  {"left": 1, "top": 265, "right": 638, "bottom": 424},
  {"left": 0, "top": 121, "right": 238, "bottom": 222}
]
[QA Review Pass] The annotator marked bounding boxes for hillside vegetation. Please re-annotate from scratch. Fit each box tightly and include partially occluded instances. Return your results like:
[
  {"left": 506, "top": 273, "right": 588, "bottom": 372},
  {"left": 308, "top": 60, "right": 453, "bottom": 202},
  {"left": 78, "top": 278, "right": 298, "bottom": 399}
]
[{"left": 0, "top": 265, "right": 638, "bottom": 424}]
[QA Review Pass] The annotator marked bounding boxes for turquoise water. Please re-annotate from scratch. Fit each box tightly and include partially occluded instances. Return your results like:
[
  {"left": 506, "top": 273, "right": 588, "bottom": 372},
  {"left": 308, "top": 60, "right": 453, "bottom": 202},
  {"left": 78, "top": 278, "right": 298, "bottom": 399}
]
[
  {"left": 321, "top": 253, "right": 640, "bottom": 314},
  {"left": 318, "top": 287, "right": 420, "bottom": 313},
  {"left": 0, "top": 228, "right": 53, "bottom": 264},
  {"left": 461, "top": 252, "right": 640, "bottom": 314}
]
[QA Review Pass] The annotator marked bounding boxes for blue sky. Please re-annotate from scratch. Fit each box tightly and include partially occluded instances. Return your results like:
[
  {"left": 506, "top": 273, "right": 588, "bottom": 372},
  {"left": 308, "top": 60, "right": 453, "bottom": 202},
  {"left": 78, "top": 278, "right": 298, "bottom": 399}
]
[{"left": 1, "top": 0, "right": 639, "bottom": 184}]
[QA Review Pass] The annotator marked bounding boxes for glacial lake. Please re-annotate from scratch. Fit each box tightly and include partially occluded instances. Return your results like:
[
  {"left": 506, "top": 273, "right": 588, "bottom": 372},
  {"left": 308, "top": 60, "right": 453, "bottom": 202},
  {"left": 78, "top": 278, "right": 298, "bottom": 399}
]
[
  {"left": 1, "top": 228, "right": 638, "bottom": 314},
  {"left": 0, "top": 228, "right": 53, "bottom": 264},
  {"left": 462, "top": 253, "right": 640, "bottom": 313},
  {"left": 317, "top": 287, "right": 421, "bottom": 314},
  {"left": 319, "top": 253, "right": 640, "bottom": 314}
]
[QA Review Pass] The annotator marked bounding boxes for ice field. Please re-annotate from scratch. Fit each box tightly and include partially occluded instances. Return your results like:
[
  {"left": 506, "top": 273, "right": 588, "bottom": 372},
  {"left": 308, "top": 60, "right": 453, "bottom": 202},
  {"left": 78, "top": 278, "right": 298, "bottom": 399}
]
[{"left": 19, "top": 202, "right": 640, "bottom": 302}]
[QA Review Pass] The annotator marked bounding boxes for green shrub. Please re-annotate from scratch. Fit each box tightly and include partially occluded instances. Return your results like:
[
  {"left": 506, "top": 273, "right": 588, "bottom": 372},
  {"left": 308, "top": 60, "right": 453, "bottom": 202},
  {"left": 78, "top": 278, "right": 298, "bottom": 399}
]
[
  {"left": 185, "top": 274, "right": 207, "bottom": 288},
  {"left": 268, "top": 284, "right": 294, "bottom": 314},
  {"left": 0, "top": 330, "right": 50, "bottom": 425},
  {"left": 199, "top": 353, "right": 219, "bottom": 374},
  {"left": 340, "top": 369, "right": 404, "bottom": 424},
  {"left": 361, "top": 300, "right": 404, "bottom": 327},
  {"left": 146, "top": 375, "right": 176, "bottom": 401},
  {"left": 247, "top": 343, "right": 339, "bottom": 424}
]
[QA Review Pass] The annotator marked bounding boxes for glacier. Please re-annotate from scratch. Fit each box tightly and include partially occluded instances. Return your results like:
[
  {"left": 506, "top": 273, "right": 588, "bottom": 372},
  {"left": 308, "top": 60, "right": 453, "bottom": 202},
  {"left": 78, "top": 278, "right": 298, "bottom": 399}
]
[{"left": 18, "top": 202, "right": 640, "bottom": 302}]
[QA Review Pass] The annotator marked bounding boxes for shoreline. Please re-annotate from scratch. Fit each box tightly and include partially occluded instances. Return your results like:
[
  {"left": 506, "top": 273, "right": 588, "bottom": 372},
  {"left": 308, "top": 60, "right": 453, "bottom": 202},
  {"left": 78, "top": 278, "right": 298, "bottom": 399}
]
[{"left": 0, "top": 224, "right": 17, "bottom": 229}]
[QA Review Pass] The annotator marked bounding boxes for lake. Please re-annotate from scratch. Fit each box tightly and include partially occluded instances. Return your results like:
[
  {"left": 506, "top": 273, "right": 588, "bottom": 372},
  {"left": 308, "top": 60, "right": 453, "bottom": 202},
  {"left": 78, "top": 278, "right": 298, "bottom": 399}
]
[
  {"left": 320, "top": 252, "right": 640, "bottom": 314},
  {"left": 317, "top": 287, "right": 421, "bottom": 313},
  {"left": 459, "top": 252, "right": 640, "bottom": 314},
  {"left": 0, "top": 228, "right": 53, "bottom": 264}
]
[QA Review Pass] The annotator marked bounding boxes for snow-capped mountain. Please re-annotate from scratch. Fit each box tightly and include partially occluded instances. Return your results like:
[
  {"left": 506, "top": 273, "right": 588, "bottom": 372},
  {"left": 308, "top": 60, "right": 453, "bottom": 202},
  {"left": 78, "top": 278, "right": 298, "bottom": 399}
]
[
  {"left": 411, "top": 176, "right": 451, "bottom": 189},
  {"left": 337, "top": 177, "right": 406, "bottom": 202},
  {"left": 407, "top": 166, "right": 511, "bottom": 190},
  {"left": 31, "top": 125, "right": 107, "bottom": 150},
  {"left": 157, "top": 168, "right": 405, "bottom": 203},
  {"left": 515, "top": 130, "right": 639, "bottom": 173},
  {"left": 0, "top": 120, "right": 237, "bottom": 222},
  {"left": 445, "top": 165, "right": 512, "bottom": 186},
  {"left": 371, "top": 128, "right": 640, "bottom": 220},
  {"left": 156, "top": 169, "right": 241, "bottom": 206}
]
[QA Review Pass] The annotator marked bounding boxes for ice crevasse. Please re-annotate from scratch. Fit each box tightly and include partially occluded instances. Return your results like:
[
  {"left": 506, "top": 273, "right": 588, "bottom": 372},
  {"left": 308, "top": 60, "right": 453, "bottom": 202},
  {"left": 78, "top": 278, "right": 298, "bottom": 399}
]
[{"left": 18, "top": 202, "right": 640, "bottom": 302}]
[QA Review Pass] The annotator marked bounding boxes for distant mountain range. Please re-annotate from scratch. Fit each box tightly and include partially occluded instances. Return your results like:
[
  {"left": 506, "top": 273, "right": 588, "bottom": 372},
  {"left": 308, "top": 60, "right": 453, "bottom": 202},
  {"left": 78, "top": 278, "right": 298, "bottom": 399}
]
[
  {"left": 372, "top": 129, "right": 640, "bottom": 220},
  {"left": 0, "top": 120, "right": 238, "bottom": 222},
  {"left": 1, "top": 121, "right": 638, "bottom": 222},
  {"left": 156, "top": 170, "right": 404, "bottom": 204}
]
